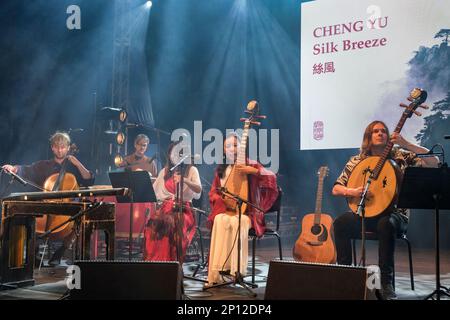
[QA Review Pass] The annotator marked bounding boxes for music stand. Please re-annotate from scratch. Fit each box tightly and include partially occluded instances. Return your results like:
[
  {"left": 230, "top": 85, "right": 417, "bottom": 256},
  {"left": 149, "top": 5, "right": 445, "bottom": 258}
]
[
  {"left": 109, "top": 171, "right": 156, "bottom": 260},
  {"left": 397, "top": 166, "right": 450, "bottom": 300}
]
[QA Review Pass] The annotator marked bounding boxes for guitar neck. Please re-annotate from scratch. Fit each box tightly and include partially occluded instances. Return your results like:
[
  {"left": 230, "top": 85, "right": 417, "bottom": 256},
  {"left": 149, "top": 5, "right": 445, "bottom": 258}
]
[
  {"left": 313, "top": 176, "right": 325, "bottom": 224},
  {"left": 237, "top": 121, "right": 250, "bottom": 165},
  {"left": 372, "top": 114, "right": 408, "bottom": 179}
]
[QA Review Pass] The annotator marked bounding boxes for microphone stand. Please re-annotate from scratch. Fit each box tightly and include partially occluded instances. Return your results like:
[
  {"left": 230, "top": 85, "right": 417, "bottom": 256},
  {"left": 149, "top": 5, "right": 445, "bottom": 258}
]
[
  {"left": 1, "top": 168, "right": 45, "bottom": 192},
  {"left": 37, "top": 202, "right": 102, "bottom": 269},
  {"left": 1, "top": 169, "right": 26, "bottom": 199},
  {"left": 356, "top": 178, "right": 372, "bottom": 267},
  {"left": 3, "top": 170, "right": 27, "bottom": 186},
  {"left": 170, "top": 156, "right": 208, "bottom": 284},
  {"left": 127, "top": 123, "right": 171, "bottom": 137},
  {"left": 145, "top": 126, "right": 170, "bottom": 170},
  {"left": 203, "top": 187, "right": 262, "bottom": 297}
]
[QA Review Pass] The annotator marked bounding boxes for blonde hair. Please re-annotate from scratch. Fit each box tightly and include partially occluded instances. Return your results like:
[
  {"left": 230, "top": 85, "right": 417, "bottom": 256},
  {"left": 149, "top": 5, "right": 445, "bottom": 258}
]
[
  {"left": 49, "top": 131, "right": 71, "bottom": 147},
  {"left": 134, "top": 134, "right": 150, "bottom": 145}
]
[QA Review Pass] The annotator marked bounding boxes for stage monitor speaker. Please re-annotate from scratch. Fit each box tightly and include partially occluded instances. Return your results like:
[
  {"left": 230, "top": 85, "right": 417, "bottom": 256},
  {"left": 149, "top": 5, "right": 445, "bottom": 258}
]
[
  {"left": 265, "top": 260, "right": 374, "bottom": 300},
  {"left": 69, "top": 260, "right": 183, "bottom": 300}
]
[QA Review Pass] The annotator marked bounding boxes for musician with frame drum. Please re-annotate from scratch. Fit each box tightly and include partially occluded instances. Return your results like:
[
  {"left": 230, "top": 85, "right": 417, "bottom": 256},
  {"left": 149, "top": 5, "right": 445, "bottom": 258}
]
[
  {"left": 2, "top": 131, "right": 94, "bottom": 266},
  {"left": 117, "top": 133, "right": 157, "bottom": 177},
  {"left": 332, "top": 120, "right": 438, "bottom": 300}
]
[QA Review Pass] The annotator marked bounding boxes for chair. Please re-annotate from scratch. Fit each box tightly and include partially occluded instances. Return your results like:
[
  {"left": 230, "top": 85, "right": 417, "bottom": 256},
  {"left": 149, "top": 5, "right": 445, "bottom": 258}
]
[
  {"left": 248, "top": 186, "right": 283, "bottom": 286},
  {"left": 189, "top": 208, "right": 208, "bottom": 277},
  {"left": 189, "top": 193, "right": 208, "bottom": 276},
  {"left": 351, "top": 231, "right": 414, "bottom": 290}
]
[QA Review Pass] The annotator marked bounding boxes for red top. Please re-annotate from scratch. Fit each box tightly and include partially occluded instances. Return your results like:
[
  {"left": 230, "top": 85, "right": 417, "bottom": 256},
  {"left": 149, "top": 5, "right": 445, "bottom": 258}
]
[{"left": 207, "top": 159, "right": 278, "bottom": 237}]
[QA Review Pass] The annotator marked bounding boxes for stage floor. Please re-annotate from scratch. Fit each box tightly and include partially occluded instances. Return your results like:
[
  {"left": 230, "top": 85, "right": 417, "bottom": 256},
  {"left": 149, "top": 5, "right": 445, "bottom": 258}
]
[{"left": 0, "top": 242, "right": 449, "bottom": 300}]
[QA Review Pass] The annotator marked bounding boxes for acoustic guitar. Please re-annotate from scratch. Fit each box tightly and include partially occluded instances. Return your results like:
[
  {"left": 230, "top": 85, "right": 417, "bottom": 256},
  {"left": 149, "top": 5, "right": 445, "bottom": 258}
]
[
  {"left": 293, "top": 166, "right": 336, "bottom": 264},
  {"left": 347, "top": 88, "right": 428, "bottom": 218}
]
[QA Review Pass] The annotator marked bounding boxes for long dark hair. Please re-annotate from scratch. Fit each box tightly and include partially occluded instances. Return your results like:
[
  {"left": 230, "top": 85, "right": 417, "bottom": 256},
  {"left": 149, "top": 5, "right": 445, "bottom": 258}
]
[
  {"left": 164, "top": 141, "right": 192, "bottom": 180},
  {"left": 217, "top": 132, "right": 241, "bottom": 179}
]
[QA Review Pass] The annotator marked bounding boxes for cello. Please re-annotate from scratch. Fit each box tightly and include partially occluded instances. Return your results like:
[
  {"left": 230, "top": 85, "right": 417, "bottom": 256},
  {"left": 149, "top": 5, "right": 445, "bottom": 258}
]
[{"left": 35, "top": 144, "right": 79, "bottom": 239}]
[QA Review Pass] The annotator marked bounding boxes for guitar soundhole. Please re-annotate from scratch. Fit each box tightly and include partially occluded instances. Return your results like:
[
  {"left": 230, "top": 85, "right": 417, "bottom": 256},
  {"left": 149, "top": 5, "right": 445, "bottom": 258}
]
[{"left": 311, "top": 224, "right": 322, "bottom": 236}]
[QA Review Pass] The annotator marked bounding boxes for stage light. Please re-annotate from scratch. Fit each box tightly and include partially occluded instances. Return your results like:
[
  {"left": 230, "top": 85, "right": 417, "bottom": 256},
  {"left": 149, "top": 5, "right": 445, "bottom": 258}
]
[
  {"left": 103, "top": 130, "right": 124, "bottom": 146},
  {"left": 99, "top": 107, "right": 128, "bottom": 123},
  {"left": 116, "top": 132, "right": 126, "bottom": 145},
  {"left": 119, "top": 110, "right": 127, "bottom": 122},
  {"left": 114, "top": 154, "right": 124, "bottom": 167},
  {"left": 145, "top": 1, "right": 152, "bottom": 9}
]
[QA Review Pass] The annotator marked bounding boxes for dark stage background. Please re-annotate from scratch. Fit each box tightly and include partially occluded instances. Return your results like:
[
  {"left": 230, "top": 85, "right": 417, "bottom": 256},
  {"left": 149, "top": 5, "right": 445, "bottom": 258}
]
[{"left": 0, "top": 0, "right": 449, "bottom": 249}]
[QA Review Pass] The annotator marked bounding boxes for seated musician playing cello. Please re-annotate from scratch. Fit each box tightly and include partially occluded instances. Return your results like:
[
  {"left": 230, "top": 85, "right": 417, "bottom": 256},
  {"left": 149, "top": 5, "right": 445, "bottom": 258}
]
[
  {"left": 2, "top": 131, "right": 94, "bottom": 266},
  {"left": 118, "top": 134, "right": 157, "bottom": 177},
  {"left": 332, "top": 120, "right": 438, "bottom": 300},
  {"left": 206, "top": 133, "right": 278, "bottom": 286}
]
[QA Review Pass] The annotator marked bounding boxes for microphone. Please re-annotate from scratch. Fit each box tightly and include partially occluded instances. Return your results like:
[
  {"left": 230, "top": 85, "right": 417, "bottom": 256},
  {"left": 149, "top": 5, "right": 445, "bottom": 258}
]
[
  {"left": 126, "top": 123, "right": 141, "bottom": 128},
  {"left": 3, "top": 169, "right": 27, "bottom": 186},
  {"left": 69, "top": 128, "right": 84, "bottom": 133},
  {"left": 169, "top": 153, "right": 201, "bottom": 172},
  {"left": 416, "top": 150, "right": 444, "bottom": 157}
]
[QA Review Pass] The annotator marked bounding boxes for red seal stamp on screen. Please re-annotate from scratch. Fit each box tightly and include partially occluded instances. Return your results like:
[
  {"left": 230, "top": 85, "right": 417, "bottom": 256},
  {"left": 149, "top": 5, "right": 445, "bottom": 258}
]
[{"left": 313, "top": 121, "right": 324, "bottom": 140}]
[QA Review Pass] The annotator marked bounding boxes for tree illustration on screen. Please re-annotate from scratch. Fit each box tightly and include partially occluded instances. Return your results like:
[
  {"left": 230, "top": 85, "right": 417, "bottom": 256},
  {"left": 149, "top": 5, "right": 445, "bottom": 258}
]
[{"left": 407, "top": 29, "right": 450, "bottom": 149}]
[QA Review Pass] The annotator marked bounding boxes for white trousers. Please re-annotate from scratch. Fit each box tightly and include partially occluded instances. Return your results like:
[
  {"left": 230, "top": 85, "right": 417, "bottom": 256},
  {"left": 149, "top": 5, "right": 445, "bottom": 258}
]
[{"left": 207, "top": 213, "right": 251, "bottom": 285}]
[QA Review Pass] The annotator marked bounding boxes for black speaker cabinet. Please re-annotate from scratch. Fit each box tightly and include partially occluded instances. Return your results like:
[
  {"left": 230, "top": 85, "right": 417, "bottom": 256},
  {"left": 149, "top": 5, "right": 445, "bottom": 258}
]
[
  {"left": 70, "top": 260, "right": 183, "bottom": 300},
  {"left": 265, "top": 260, "right": 373, "bottom": 300}
]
